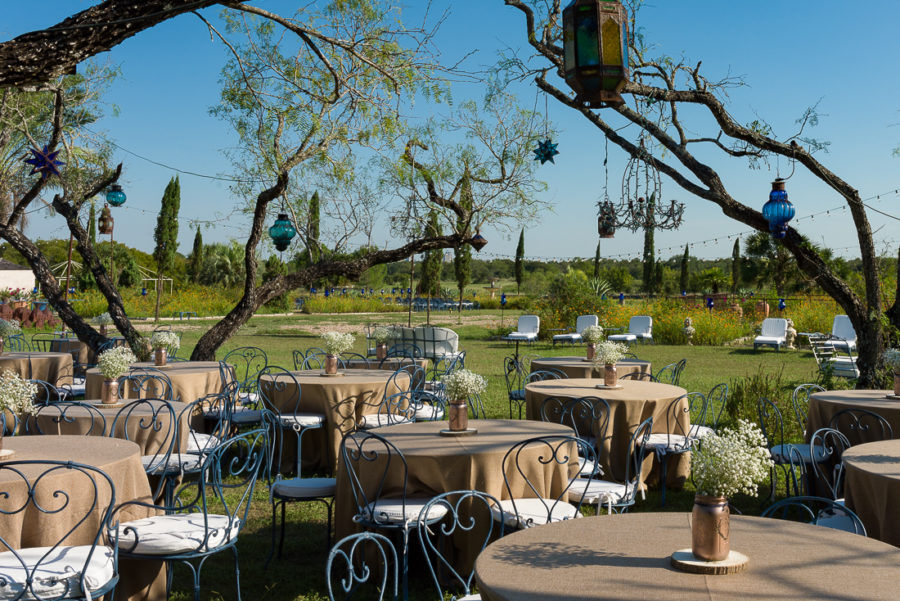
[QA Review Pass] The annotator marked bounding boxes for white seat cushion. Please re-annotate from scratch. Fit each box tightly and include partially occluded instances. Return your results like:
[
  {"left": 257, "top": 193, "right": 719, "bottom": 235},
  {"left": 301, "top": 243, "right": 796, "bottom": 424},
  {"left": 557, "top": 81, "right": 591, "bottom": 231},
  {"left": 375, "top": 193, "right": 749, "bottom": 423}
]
[
  {"left": 117, "top": 513, "right": 240, "bottom": 555},
  {"left": 574, "top": 479, "right": 632, "bottom": 505},
  {"left": 491, "top": 498, "right": 581, "bottom": 529},
  {"left": 230, "top": 409, "right": 262, "bottom": 424},
  {"left": 505, "top": 332, "right": 537, "bottom": 341},
  {"left": 457, "top": 595, "right": 481, "bottom": 601},
  {"left": 0, "top": 545, "right": 115, "bottom": 600},
  {"left": 362, "top": 498, "right": 448, "bottom": 525},
  {"left": 67, "top": 383, "right": 86, "bottom": 396},
  {"left": 272, "top": 477, "right": 336, "bottom": 498},
  {"left": 770, "top": 443, "right": 827, "bottom": 464},
  {"left": 816, "top": 511, "right": 861, "bottom": 533},
  {"left": 642, "top": 433, "right": 694, "bottom": 450},
  {"left": 279, "top": 413, "right": 325, "bottom": 428},
  {"left": 607, "top": 334, "right": 637, "bottom": 343},
  {"left": 186, "top": 432, "right": 219, "bottom": 454},
  {"left": 413, "top": 404, "right": 445, "bottom": 421},
  {"left": 359, "top": 414, "right": 412, "bottom": 429},
  {"left": 552, "top": 333, "right": 582, "bottom": 343},
  {"left": 578, "top": 456, "right": 603, "bottom": 477},
  {"left": 754, "top": 336, "right": 785, "bottom": 346},
  {"left": 142, "top": 453, "right": 202, "bottom": 474}
]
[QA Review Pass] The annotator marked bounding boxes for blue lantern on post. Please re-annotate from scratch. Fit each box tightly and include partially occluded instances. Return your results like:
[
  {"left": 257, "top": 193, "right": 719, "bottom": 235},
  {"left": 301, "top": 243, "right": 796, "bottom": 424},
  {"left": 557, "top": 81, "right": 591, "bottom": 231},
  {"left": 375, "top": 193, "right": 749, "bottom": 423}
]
[
  {"left": 268, "top": 213, "right": 296, "bottom": 252},
  {"left": 105, "top": 184, "right": 126, "bottom": 207},
  {"left": 500, "top": 293, "right": 507, "bottom": 306},
  {"left": 762, "top": 179, "right": 795, "bottom": 239},
  {"left": 141, "top": 287, "right": 147, "bottom": 296},
  {"left": 562, "top": 0, "right": 630, "bottom": 108},
  {"left": 778, "top": 298, "right": 786, "bottom": 311},
  {"left": 706, "top": 297, "right": 714, "bottom": 310}
]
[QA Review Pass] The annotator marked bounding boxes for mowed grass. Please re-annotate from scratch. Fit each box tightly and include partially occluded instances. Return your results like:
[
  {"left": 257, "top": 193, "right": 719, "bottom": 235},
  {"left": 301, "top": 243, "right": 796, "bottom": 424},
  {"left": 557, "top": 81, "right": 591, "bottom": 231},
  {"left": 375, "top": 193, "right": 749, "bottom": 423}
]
[{"left": 160, "top": 310, "right": 821, "bottom": 600}]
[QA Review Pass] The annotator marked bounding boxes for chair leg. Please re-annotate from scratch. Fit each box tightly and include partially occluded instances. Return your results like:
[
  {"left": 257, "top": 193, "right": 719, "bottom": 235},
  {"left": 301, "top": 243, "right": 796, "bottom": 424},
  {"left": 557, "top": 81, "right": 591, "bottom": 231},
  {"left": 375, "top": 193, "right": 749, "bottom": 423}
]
[
  {"left": 401, "top": 528, "right": 410, "bottom": 601},
  {"left": 657, "top": 451, "right": 668, "bottom": 507},
  {"left": 279, "top": 500, "right": 287, "bottom": 558},
  {"left": 233, "top": 545, "right": 243, "bottom": 601}
]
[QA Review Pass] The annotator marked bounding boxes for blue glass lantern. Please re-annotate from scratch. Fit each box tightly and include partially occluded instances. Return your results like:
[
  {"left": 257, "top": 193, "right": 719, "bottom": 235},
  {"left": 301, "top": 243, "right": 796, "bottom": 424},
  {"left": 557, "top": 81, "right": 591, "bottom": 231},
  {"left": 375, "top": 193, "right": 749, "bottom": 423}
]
[
  {"left": 141, "top": 287, "right": 147, "bottom": 296},
  {"left": 762, "top": 179, "right": 795, "bottom": 239},
  {"left": 618, "top": 292, "right": 625, "bottom": 305},
  {"left": 778, "top": 298, "right": 786, "bottom": 311},
  {"left": 501, "top": 293, "right": 507, "bottom": 306},
  {"left": 105, "top": 184, "right": 126, "bottom": 207},
  {"left": 681, "top": 290, "right": 687, "bottom": 297},
  {"left": 268, "top": 213, "right": 296, "bottom": 252},
  {"left": 324, "top": 289, "right": 330, "bottom": 298},
  {"left": 706, "top": 297, "right": 714, "bottom": 310},
  {"left": 32, "top": 287, "right": 38, "bottom": 295}
]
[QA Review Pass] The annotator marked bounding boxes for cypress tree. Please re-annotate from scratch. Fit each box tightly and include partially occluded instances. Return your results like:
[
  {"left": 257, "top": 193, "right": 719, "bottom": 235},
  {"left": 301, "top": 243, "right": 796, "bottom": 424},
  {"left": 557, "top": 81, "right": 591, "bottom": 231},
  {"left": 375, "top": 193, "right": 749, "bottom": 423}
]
[
  {"left": 87, "top": 201, "right": 96, "bottom": 245},
  {"left": 188, "top": 226, "right": 204, "bottom": 283},
  {"left": 515, "top": 228, "right": 525, "bottom": 295},
  {"left": 680, "top": 244, "right": 689, "bottom": 292},
  {"left": 307, "top": 191, "right": 320, "bottom": 264},
  {"left": 593, "top": 241, "right": 601, "bottom": 279},
  {"left": 641, "top": 196, "right": 656, "bottom": 294},
  {"left": 731, "top": 237, "right": 741, "bottom": 293},
  {"left": 420, "top": 210, "right": 443, "bottom": 324},
  {"left": 153, "top": 176, "right": 180, "bottom": 322}
]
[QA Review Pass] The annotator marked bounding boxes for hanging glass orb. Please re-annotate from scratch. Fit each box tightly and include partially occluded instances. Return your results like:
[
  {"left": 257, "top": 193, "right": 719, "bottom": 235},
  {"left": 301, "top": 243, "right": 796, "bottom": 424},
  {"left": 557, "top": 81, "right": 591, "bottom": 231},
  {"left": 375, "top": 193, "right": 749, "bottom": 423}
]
[
  {"left": 98, "top": 205, "right": 114, "bottom": 234},
  {"left": 562, "top": 0, "right": 630, "bottom": 107},
  {"left": 470, "top": 233, "right": 488, "bottom": 251},
  {"left": 268, "top": 213, "right": 296, "bottom": 251},
  {"left": 762, "top": 179, "right": 795, "bottom": 239},
  {"left": 105, "top": 184, "right": 126, "bottom": 207}
]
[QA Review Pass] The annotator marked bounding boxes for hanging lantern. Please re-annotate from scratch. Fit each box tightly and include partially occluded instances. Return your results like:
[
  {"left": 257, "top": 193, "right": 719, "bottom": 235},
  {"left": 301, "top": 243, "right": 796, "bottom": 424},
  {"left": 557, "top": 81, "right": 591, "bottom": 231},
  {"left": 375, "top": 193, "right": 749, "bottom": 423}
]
[
  {"left": 470, "top": 233, "right": 488, "bottom": 251},
  {"left": 268, "top": 213, "right": 297, "bottom": 252},
  {"left": 762, "top": 179, "right": 795, "bottom": 239},
  {"left": 562, "top": 0, "right": 630, "bottom": 108},
  {"left": 98, "top": 205, "right": 114, "bottom": 235},
  {"left": 105, "top": 184, "right": 126, "bottom": 207}
]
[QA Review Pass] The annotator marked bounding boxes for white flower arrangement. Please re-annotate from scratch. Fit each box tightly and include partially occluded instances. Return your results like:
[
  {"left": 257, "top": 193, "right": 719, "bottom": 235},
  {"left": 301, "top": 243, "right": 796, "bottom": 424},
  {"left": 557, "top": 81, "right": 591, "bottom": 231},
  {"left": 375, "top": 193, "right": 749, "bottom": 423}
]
[
  {"left": 442, "top": 369, "right": 487, "bottom": 401},
  {"left": 592, "top": 340, "right": 629, "bottom": 366},
  {"left": 883, "top": 348, "right": 900, "bottom": 373},
  {"left": 92, "top": 312, "right": 114, "bottom": 326},
  {"left": 322, "top": 331, "right": 355, "bottom": 356},
  {"left": 98, "top": 346, "right": 137, "bottom": 379},
  {"left": 0, "top": 370, "right": 37, "bottom": 415},
  {"left": 581, "top": 325, "right": 605, "bottom": 344},
  {"left": 149, "top": 331, "right": 180, "bottom": 352},
  {"left": 0, "top": 319, "right": 21, "bottom": 338},
  {"left": 372, "top": 326, "right": 393, "bottom": 345},
  {"left": 692, "top": 420, "right": 773, "bottom": 499}
]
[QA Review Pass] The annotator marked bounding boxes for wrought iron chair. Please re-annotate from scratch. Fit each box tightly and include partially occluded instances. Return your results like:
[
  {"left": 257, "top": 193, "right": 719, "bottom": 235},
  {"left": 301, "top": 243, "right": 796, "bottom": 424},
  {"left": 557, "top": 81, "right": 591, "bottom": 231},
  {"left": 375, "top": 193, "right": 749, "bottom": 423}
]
[
  {"left": 109, "top": 398, "right": 179, "bottom": 503},
  {"left": 577, "top": 416, "right": 654, "bottom": 514},
  {"left": 761, "top": 495, "right": 866, "bottom": 536},
  {"left": 409, "top": 389, "right": 448, "bottom": 422},
  {"left": 829, "top": 408, "right": 894, "bottom": 445},
  {"left": 24, "top": 400, "right": 107, "bottom": 436},
  {"left": 808, "top": 427, "right": 852, "bottom": 501},
  {"left": 182, "top": 392, "right": 232, "bottom": 459},
  {"left": 359, "top": 391, "right": 416, "bottom": 429},
  {"left": 640, "top": 393, "right": 705, "bottom": 506},
  {"left": 493, "top": 435, "right": 597, "bottom": 529},
  {"left": 1, "top": 409, "right": 19, "bottom": 436},
  {"left": 111, "top": 428, "right": 268, "bottom": 601},
  {"left": 341, "top": 352, "right": 370, "bottom": 368},
  {"left": 291, "top": 349, "right": 306, "bottom": 370},
  {"left": 385, "top": 342, "right": 422, "bottom": 360},
  {"left": 757, "top": 397, "right": 828, "bottom": 500},
  {"left": 0, "top": 460, "right": 119, "bottom": 601},
  {"left": 619, "top": 370, "right": 658, "bottom": 382},
  {"left": 119, "top": 367, "right": 176, "bottom": 402},
  {"left": 221, "top": 346, "right": 268, "bottom": 402},
  {"left": 503, "top": 356, "right": 527, "bottom": 419},
  {"left": 417, "top": 490, "right": 505, "bottom": 601},
  {"left": 693, "top": 383, "right": 729, "bottom": 437},
  {"left": 29, "top": 332, "right": 56, "bottom": 352},
  {"left": 791, "top": 383, "right": 825, "bottom": 437},
  {"left": 300, "top": 353, "right": 328, "bottom": 370},
  {"left": 655, "top": 358, "right": 686, "bottom": 386},
  {"left": 326, "top": 532, "right": 398, "bottom": 601},
  {"left": 508, "top": 368, "right": 567, "bottom": 420},
  {"left": 6, "top": 333, "right": 30, "bottom": 351},
  {"left": 340, "top": 430, "right": 448, "bottom": 601},
  {"left": 540, "top": 395, "right": 610, "bottom": 479},
  {"left": 424, "top": 351, "right": 466, "bottom": 399},
  {"left": 28, "top": 378, "right": 71, "bottom": 404},
  {"left": 256, "top": 366, "right": 326, "bottom": 470}
]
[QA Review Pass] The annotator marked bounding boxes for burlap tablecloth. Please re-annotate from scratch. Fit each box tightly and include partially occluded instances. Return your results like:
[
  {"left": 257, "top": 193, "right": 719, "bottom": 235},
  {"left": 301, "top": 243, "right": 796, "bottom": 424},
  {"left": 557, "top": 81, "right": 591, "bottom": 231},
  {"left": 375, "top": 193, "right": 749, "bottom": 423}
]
[
  {"left": 0, "top": 351, "right": 74, "bottom": 386},
  {"left": 807, "top": 390, "right": 899, "bottom": 444},
  {"left": 530, "top": 356, "right": 651, "bottom": 380},
  {"left": 258, "top": 368, "right": 410, "bottom": 471},
  {"left": 85, "top": 361, "right": 223, "bottom": 404},
  {"left": 1, "top": 436, "right": 165, "bottom": 601},
  {"left": 525, "top": 378, "right": 689, "bottom": 486},
  {"left": 333, "top": 419, "right": 577, "bottom": 573},
  {"left": 343, "top": 358, "right": 429, "bottom": 371},
  {"left": 475, "top": 512, "right": 900, "bottom": 601},
  {"left": 843, "top": 439, "right": 900, "bottom": 547}
]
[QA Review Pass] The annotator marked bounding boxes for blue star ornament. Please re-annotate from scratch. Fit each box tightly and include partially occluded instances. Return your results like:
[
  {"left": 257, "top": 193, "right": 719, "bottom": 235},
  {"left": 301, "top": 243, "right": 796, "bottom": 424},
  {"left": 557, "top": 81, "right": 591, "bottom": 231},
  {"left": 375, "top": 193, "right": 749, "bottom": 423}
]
[
  {"left": 24, "top": 145, "right": 65, "bottom": 179},
  {"left": 533, "top": 138, "right": 559, "bottom": 164}
]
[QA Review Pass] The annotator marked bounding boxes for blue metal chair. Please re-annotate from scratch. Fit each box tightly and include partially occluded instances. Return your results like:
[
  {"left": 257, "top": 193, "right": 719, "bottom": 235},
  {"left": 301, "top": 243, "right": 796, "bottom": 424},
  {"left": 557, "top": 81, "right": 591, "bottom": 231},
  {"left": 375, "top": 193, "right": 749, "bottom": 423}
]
[
  {"left": 655, "top": 358, "right": 686, "bottom": 385},
  {"left": 640, "top": 393, "right": 705, "bottom": 506},
  {"left": 28, "top": 378, "right": 70, "bottom": 404},
  {"left": 791, "top": 383, "right": 825, "bottom": 437},
  {"left": 829, "top": 408, "right": 893, "bottom": 445},
  {"left": 221, "top": 346, "right": 268, "bottom": 400},
  {"left": 109, "top": 398, "right": 179, "bottom": 504},
  {"left": 112, "top": 428, "right": 269, "bottom": 601},
  {"left": 693, "top": 383, "right": 729, "bottom": 437},
  {"left": 326, "top": 532, "right": 397, "bottom": 601},
  {"left": 386, "top": 343, "right": 422, "bottom": 360},
  {"left": 761, "top": 495, "right": 866, "bottom": 536},
  {"left": 541, "top": 396, "right": 610, "bottom": 479},
  {"left": 0, "top": 460, "right": 119, "bottom": 601},
  {"left": 758, "top": 397, "right": 828, "bottom": 501},
  {"left": 578, "top": 416, "right": 654, "bottom": 514},
  {"left": 619, "top": 371, "right": 657, "bottom": 382},
  {"left": 359, "top": 391, "right": 416, "bottom": 429},
  {"left": 809, "top": 427, "right": 852, "bottom": 501},
  {"left": 24, "top": 400, "right": 107, "bottom": 436},
  {"left": 340, "top": 352, "right": 370, "bottom": 368},
  {"left": 119, "top": 367, "right": 176, "bottom": 402},
  {"left": 6, "top": 333, "right": 30, "bottom": 351}
]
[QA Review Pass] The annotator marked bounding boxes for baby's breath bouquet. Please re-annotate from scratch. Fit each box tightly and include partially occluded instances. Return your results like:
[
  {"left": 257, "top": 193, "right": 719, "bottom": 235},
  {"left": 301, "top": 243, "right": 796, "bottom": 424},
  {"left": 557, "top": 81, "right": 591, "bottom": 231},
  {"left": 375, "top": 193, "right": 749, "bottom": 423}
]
[
  {"left": 372, "top": 326, "right": 393, "bottom": 345},
  {"left": 581, "top": 325, "right": 605, "bottom": 344},
  {"left": 0, "top": 370, "right": 37, "bottom": 416},
  {"left": 92, "top": 312, "right": 114, "bottom": 326},
  {"left": 149, "top": 331, "right": 180, "bottom": 353},
  {"left": 98, "top": 346, "right": 137, "bottom": 380},
  {"left": 593, "top": 340, "right": 629, "bottom": 366},
  {"left": 883, "top": 348, "right": 900, "bottom": 373},
  {"left": 0, "top": 319, "right": 21, "bottom": 338},
  {"left": 692, "top": 420, "right": 773, "bottom": 499},
  {"left": 322, "top": 331, "right": 354, "bottom": 356},
  {"left": 442, "top": 369, "right": 487, "bottom": 401}
]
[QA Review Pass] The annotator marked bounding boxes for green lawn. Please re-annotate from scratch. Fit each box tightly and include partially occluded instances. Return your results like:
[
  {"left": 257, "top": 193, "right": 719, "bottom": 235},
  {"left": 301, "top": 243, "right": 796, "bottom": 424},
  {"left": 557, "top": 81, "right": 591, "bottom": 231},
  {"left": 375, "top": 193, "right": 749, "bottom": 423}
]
[{"left": 159, "top": 310, "right": 824, "bottom": 600}]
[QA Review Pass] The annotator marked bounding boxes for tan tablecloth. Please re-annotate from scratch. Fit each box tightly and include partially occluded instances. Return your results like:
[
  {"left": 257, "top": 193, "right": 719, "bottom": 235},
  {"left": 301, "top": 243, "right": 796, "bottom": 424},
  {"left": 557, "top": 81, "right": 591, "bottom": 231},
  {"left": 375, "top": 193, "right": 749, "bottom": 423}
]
[
  {"left": 0, "top": 351, "right": 74, "bottom": 386},
  {"left": 807, "top": 390, "right": 898, "bottom": 444},
  {"left": 475, "top": 512, "right": 900, "bottom": 601},
  {"left": 334, "top": 419, "right": 577, "bottom": 572},
  {"left": 1, "top": 436, "right": 164, "bottom": 601},
  {"left": 525, "top": 378, "right": 689, "bottom": 486},
  {"left": 344, "top": 358, "right": 429, "bottom": 371},
  {"left": 85, "top": 361, "right": 223, "bottom": 404},
  {"left": 530, "top": 356, "right": 651, "bottom": 380},
  {"left": 843, "top": 439, "right": 900, "bottom": 547},
  {"left": 258, "top": 368, "right": 410, "bottom": 471}
]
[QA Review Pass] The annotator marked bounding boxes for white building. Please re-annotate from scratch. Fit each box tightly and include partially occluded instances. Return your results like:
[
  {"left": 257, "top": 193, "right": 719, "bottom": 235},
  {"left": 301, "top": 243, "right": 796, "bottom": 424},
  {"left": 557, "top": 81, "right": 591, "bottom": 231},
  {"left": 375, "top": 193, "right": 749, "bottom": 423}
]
[{"left": 0, "top": 259, "right": 35, "bottom": 293}]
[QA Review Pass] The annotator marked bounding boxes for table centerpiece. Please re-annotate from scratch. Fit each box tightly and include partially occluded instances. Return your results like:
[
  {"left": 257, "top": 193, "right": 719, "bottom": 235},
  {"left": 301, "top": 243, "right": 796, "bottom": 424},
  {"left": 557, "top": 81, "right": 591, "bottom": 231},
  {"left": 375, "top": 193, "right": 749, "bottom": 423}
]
[
  {"left": 592, "top": 340, "right": 629, "bottom": 388},
  {"left": 97, "top": 346, "right": 137, "bottom": 404},
  {"left": 321, "top": 331, "right": 354, "bottom": 375},
  {"left": 92, "top": 312, "right": 114, "bottom": 336},
  {"left": 149, "top": 331, "right": 180, "bottom": 367},
  {"left": 581, "top": 325, "right": 605, "bottom": 361},
  {"left": 883, "top": 348, "right": 900, "bottom": 397},
  {"left": 0, "top": 319, "right": 21, "bottom": 354},
  {"left": 372, "top": 326, "right": 392, "bottom": 360},
  {"left": 0, "top": 370, "right": 36, "bottom": 455},
  {"left": 441, "top": 369, "right": 486, "bottom": 433}
]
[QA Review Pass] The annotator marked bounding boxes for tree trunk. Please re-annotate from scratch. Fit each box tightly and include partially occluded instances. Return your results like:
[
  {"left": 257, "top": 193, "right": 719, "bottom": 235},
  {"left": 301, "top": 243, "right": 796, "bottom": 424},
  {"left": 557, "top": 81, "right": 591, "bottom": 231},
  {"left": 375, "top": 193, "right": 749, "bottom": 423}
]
[{"left": 888, "top": 243, "right": 900, "bottom": 337}]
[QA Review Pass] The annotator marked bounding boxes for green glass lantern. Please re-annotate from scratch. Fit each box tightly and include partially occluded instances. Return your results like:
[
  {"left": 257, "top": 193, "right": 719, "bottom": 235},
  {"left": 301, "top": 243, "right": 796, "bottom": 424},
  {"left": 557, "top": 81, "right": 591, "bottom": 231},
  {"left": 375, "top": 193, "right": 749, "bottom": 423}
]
[
  {"left": 562, "top": 0, "right": 630, "bottom": 107},
  {"left": 268, "top": 213, "right": 297, "bottom": 252}
]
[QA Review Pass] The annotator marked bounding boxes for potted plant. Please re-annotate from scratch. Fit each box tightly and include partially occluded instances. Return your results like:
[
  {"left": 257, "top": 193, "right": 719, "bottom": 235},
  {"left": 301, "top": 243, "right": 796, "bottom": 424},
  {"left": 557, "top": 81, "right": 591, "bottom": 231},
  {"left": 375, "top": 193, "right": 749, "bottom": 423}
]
[
  {"left": 690, "top": 420, "right": 772, "bottom": 561},
  {"left": 97, "top": 346, "right": 137, "bottom": 404},
  {"left": 92, "top": 312, "right": 114, "bottom": 336},
  {"left": 149, "top": 331, "right": 180, "bottom": 367},
  {"left": 884, "top": 348, "right": 900, "bottom": 396},
  {"left": 441, "top": 369, "right": 487, "bottom": 432},
  {"left": 0, "top": 319, "right": 21, "bottom": 354},
  {"left": 372, "top": 326, "right": 393, "bottom": 360},
  {"left": 592, "top": 340, "right": 629, "bottom": 387},
  {"left": 321, "top": 331, "right": 355, "bottom": 375},
  {"left": 581, "top": 325, "right": 605, "bottom": 361},
  {"left": 0, "top": 370, "right": 36, "bottom": 452}
]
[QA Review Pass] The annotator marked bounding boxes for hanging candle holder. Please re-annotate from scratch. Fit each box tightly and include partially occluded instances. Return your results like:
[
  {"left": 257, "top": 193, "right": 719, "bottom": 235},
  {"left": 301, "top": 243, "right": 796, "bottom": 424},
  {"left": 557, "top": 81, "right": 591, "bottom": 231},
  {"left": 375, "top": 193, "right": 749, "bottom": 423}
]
[
  {"left": 268, "top": 212, "right": 297, "bottom": 252},
  {"left": 761, "top": 179, "right": 794, "bottom": 239}
]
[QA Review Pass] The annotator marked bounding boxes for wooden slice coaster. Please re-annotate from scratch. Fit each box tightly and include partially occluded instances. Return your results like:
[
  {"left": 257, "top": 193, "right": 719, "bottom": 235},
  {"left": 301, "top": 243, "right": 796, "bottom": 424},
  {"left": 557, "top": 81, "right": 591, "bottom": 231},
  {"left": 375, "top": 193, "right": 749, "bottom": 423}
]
[
  {"left": 89, "top": 401, "right": 126, "bottom": 408},
  {"left": 319, "top": 372, "right": 345, "bottom": 377},
  {"left": 670, "top": 549, "right": 749, "bottom": 575},
  {"left": 594, "top": 383, "right": 624, "bottom": 390},
  {"left": 884, "top": 394, "right": 900, "bottom": 400},
  {"left": 0, "top": 449, "right": 16, "bottom": 460},
  {"left": 439, "top": 428, "right": 478, "bottom": 437}
]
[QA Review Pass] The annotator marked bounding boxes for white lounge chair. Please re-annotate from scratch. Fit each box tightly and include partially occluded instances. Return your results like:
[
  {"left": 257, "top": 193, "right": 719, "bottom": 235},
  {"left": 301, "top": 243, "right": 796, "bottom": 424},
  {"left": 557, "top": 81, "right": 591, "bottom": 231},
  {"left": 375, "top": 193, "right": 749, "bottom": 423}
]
[
  {"left": 506, "top": 315, "right": 540, "bottom": 344},
  {"left": 830, "top": 315, "right": 857, "bottom": 353},
  {"left": 552, "top": 315, "right": 599, "bottom": 346},
  {"left": 811, "top": 336, "right": 859, "bottom": 379},
  {"left": 607, "top": 316, "right": 653, "bottom": 345},
  {"left": 754, "top": 318, "right": 788, "bottom": 351}
]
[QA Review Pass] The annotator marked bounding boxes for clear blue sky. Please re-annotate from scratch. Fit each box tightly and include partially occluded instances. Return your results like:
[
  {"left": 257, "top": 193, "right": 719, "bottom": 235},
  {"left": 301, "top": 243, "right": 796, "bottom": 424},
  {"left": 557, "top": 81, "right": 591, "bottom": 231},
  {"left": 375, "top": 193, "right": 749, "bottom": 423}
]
[{"left": 3, "top": 1, "right": 898, "bottom": 263}]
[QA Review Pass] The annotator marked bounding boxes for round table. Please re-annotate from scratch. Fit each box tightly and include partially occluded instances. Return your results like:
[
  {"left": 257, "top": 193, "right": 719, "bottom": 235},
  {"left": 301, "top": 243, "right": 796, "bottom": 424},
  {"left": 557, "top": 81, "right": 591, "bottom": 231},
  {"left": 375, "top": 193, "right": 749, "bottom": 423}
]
[
  {"left": 333, "top": 419, "right": 577, "bottom": 572},
  {"left": 343, "top": 357, "right": 429, "bottom": 371},
  {"left": 85, "top": 361, "right": 223, "bottom": 404},
  {"left": 49, "top": 337, "right": 126, "bottom": 371},
  {"left": 0, "top": 351, "right": 74, "bottom": 386},
  {"left": 258, "top": 368, "right": 410, "bottom": 470},
  {"left": 475, "top": 512, "right": 900, "bottom": 601},
  {"left": 0, "top": 436, "right": 165, "bottom": 601},
  {"left": 843, "top": 439, "right": 900, "bottom": 547},
  {"left": 525, "top": 378, "right": 688, "bottom": 486},
  {"left": 807, "top": 390, "right": 898, "bottom": 444},
  {"left": 530, "top": 356, "right": 651, "bottom": 380}
]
